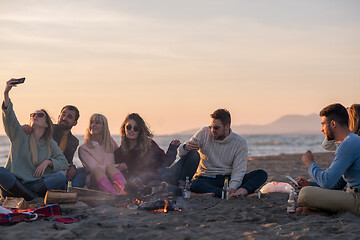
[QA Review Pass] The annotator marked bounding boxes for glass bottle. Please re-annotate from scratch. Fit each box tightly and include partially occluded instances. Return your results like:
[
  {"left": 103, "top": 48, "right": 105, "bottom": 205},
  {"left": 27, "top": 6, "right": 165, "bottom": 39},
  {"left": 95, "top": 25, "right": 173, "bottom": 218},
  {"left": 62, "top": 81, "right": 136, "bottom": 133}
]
[
  {"left": 183, "top": 176, "right": 191, "bottom": 199},
  {"left": 287, "top": 189, "right": 296, "bottom": 214},
  {"left": 222, "top": 178, "right": 229, "bottom": 200}
]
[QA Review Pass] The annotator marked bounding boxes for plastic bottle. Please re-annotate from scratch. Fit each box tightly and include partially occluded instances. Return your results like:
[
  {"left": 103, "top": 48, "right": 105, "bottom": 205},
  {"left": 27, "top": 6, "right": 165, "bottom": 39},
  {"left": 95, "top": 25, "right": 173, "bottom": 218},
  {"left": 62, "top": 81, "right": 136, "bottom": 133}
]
[
  {"left": 287, "top": 189, "right": 296, "bottom": 214},
  {"left": 183, "top": 176, "right": 191, "bottom": 199},
  {"left": 222, "top": 178, "right": 229, "bottom": 200}
]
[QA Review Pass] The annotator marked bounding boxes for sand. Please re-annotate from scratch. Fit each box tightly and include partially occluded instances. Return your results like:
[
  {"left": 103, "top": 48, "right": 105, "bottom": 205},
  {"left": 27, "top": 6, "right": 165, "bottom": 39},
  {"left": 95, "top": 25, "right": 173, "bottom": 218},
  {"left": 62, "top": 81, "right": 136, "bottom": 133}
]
[{"left": 1, "top": 152, "right": 360, "bottom": 240}]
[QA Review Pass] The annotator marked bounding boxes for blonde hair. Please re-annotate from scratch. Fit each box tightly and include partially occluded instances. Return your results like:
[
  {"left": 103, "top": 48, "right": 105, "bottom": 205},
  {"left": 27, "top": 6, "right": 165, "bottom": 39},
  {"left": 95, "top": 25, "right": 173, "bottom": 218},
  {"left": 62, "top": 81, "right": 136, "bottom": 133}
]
[
  {"left": 29, "top": 109, "right": 53, "bottom": 166},
  {"left": 348, "top": 104, "right": 360, "bottom": 136},
  {"left": 84, "top": 113, "right": 115, "bottom": 152}
]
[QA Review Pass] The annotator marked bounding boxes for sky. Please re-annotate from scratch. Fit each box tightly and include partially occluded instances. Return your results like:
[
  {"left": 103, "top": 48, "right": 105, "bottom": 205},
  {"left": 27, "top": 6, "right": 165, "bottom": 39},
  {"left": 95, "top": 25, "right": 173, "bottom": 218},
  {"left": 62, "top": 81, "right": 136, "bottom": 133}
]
[{"left": 0, "top": 0, "right": 359, "bottom": 135}]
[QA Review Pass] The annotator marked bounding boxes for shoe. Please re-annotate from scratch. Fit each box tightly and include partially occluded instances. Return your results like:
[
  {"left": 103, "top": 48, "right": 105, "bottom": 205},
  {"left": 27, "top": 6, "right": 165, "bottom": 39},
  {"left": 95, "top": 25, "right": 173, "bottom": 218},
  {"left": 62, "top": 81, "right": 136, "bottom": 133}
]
[{"left": 6, "top": 180, "right": 37, "bottom": 201}]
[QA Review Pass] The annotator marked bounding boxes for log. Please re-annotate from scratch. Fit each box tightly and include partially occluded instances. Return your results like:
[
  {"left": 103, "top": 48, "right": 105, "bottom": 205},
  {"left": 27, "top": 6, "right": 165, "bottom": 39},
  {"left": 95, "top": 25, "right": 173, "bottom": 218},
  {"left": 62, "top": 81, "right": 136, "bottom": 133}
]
[{"left": 44, "top": 190, "right": 78, "bottom": 205}]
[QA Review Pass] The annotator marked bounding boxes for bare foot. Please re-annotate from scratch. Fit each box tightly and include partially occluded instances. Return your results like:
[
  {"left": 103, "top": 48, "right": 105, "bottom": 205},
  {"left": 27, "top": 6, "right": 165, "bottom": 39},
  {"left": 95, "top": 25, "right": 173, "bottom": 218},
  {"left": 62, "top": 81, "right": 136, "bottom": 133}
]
[
  {"left": 232, "top": 187, "right": 248, "bottom": 197},
  {"left": 190, "top": 192, "right": 215, "bottom": 197},
  {"left": 296, "top": 207, "right": 329, "bottom": 216}
]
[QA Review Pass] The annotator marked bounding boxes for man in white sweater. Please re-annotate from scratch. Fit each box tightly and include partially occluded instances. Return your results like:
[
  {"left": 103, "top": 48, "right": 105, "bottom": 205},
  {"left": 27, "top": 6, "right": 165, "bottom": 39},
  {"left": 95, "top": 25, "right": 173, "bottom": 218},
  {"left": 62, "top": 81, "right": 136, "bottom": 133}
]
[{"left": 178, "top": 109, "right": 267, "bottom": 197}]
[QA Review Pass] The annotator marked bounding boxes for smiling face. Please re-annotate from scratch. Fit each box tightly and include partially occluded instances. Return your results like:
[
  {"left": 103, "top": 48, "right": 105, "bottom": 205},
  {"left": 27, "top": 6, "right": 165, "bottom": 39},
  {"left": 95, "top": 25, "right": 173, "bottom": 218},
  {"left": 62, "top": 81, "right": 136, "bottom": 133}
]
[
  {"left": 210, "top": 118, "right": 229, "bottom": 140},
  {"left": 30, "top": 110, "right": 48, "bottom": 129},
  {"left": 58, "top": 108, "right": 77, "bottom": 130},
  {"left": 125, "top": 119, "right": 140, "bottom": 141},
  {"left": 89, "top": 116, "right": 104, "bottom": 136}
]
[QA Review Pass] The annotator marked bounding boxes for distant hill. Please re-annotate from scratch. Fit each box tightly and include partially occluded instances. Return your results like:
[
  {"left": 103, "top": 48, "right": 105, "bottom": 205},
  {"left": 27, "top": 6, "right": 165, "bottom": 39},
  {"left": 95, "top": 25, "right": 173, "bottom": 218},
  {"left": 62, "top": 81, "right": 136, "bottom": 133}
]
[{"left": 176, "top": 114, "right": 321, "bottom": 135}]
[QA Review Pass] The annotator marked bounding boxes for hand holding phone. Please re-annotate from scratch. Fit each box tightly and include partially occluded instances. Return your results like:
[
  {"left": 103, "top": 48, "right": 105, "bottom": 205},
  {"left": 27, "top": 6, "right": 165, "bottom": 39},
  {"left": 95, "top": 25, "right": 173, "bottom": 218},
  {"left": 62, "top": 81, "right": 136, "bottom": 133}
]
[
  {"left": 286, "top": 175, "right": 301, "bottom": 189},
  {"left": 13, "top": 77, "right": 25, "bottom": 85}
]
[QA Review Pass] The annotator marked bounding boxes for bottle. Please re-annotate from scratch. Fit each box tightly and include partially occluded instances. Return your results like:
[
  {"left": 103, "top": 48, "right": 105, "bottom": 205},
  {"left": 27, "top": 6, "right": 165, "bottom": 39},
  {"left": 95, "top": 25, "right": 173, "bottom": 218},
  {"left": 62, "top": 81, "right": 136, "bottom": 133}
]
[
  {"left": 67, "top": 181, "right": 72, "bottom": 192},
  {"left": 183, "top": 176, "right": 191, "bottom": 199},
  {"left": 287, "top": 189, "right": 296, "bottom": 214},
  {"left": 222, "top": 178, "right": 229, "bottom": 200}
]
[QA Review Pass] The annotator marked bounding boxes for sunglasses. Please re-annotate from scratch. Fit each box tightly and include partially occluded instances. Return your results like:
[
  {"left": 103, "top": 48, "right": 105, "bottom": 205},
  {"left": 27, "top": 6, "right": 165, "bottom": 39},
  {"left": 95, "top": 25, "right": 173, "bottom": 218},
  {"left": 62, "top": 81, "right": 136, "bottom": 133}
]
[
  {"left": 209, "top": 125, "right": 220, "bottom": 130},
  {"left": 30, "top": 112, "right": 45, "bottom": 118},
  {"left": 126, "top": 124, "right": 139, "bottom": 132}
]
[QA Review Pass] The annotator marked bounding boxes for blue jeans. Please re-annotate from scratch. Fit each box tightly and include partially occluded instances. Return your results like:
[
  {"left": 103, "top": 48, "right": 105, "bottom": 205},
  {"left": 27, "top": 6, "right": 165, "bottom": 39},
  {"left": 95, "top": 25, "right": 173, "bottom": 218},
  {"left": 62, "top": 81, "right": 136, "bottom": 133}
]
[
  {"left": 190, "top": 170, "right": 268, "bottom": 197},
  {"left": 71, "top": 167, "right": 87, "bottom": 188},
  {"left": 161, "top": 150, "right": 200, "bottom": 186},
  {"left": 0, "top": 167, "right": 66, "bottom": 197}
]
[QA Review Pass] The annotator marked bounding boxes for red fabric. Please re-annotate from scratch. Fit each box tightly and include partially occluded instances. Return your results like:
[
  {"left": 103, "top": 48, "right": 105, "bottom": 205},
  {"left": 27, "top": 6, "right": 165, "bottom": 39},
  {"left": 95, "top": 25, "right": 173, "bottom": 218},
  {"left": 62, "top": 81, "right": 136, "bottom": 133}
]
[{"left": 0, "top": 204, "right": 77, "bottom": 224}]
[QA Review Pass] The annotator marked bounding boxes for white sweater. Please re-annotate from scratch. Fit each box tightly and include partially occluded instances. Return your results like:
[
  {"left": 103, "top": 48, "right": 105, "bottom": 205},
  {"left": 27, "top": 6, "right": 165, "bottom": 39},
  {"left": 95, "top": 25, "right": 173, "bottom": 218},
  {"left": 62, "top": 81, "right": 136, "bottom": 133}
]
[{"left": 179, "top": 127, "right": 248, "bottom": 190}]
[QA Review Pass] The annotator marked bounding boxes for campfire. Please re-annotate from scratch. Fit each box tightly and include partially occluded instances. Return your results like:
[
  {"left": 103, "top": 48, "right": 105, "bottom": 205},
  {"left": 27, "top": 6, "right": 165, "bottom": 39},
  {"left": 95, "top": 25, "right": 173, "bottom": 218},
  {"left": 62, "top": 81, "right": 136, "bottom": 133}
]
[{"left": 124, "top": 178, "right": 182, "bottom": 213}]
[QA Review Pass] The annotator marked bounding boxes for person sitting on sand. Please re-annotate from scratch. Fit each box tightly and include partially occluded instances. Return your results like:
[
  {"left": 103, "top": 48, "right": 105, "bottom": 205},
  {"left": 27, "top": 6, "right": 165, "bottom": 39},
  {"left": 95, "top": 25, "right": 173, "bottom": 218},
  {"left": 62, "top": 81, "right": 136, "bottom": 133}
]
[
  {"left": 78, "top": 114, "right": 126, "bottom": 195},
  {"left": 297, "top": 103, "right": 360, "bottom": 215},
  {"left": 114, "top": 113, "right": 180, "bottom": 188},
  {"left": 178, "top": 108, "right": 268, "bottom": 198},
  {"left": 0, "top": 79, "right": 68, "bottom": 201},
  {"left": 23, "top": 105, "right": 86, "bottom": 187},
  {"left": 296, "top": 103, "right": 360, "bottom": 189}
]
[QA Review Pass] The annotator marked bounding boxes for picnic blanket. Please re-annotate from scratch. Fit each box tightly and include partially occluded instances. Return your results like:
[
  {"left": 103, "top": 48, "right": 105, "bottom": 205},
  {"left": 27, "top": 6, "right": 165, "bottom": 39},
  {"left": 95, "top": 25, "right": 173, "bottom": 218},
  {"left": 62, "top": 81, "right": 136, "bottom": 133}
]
[{"left": 0, "top": 204, "right": 77, "bottom": 224}]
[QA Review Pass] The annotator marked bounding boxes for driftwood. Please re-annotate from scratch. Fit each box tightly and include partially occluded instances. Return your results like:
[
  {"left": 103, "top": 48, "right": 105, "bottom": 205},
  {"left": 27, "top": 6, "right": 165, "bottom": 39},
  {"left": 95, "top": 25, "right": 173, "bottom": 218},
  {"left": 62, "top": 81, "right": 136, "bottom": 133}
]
[
  {"left": 2, "top": 197, "right": 29, "bottom": 209},
  {"left": 44, "top": 190, "right": 78, "bottom": 205},
  {"left": 71, "top": 187, "right": 129, "bottom": 207}
]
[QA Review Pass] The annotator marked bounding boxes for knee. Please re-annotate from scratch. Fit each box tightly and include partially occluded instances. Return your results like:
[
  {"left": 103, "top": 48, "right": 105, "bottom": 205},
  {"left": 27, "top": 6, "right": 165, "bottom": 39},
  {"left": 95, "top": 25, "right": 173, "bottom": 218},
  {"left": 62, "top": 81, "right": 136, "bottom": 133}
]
[
  {"left": 257, "top": 169, "right": 268, "bottom": 182},
  {"left": 297, "top": 186, "right": 313, "bottom": 206}
]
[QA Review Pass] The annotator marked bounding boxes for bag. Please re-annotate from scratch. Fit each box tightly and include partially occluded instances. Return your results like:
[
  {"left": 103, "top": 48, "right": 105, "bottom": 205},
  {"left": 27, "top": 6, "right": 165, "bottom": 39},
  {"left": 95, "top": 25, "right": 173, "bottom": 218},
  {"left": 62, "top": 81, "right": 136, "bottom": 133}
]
[{"left": 259, "top": 182, "right": 294, "bottom": 194}]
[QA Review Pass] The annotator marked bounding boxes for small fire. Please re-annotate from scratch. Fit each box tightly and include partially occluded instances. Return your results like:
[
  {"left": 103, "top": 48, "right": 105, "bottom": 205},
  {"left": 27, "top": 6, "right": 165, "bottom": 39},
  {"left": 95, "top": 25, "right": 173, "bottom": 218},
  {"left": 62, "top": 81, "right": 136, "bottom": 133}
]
[{"left": 152, "top": 200, "right": 169, "bottom": 213}]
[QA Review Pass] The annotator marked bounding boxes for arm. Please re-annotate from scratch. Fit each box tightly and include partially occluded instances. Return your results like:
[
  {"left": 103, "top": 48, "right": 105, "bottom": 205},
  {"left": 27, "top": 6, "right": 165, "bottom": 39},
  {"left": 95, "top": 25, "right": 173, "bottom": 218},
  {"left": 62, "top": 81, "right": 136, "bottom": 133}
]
[
  {"left": 2, "top": 80, "right": 26, "bottom": 141},
  {"left": 308, "top": 142, "right": 355, "bottom": 189},
  {"left": 78, "top": 145, "right": 100, "bottom": 173},
  {"left": 229, "top": 139, "right": 248, "bottom": 190},
  {"left": 178, "top": 128, "right": 204, "bottom": 157},
  {"left": 163, "top": 139, "right": 181, "bottom": 168}
]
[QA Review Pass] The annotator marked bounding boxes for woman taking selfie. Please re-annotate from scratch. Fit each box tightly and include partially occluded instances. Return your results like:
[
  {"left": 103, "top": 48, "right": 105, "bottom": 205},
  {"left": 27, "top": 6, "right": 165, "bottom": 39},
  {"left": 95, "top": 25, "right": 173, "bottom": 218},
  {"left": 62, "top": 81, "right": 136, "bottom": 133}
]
[
  {"left": 79, "top": 114, "right": 126, "bottom": 195},
  {"left": 0, "top": 79, "right": 68, "bottom": 200}
]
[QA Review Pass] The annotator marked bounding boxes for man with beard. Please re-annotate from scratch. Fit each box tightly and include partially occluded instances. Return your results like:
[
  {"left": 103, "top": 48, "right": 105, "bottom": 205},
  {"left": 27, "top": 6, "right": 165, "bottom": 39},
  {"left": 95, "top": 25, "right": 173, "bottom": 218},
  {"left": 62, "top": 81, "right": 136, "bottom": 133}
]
[
  {"left": 176, "top": 109, "right": 267, "bottom": 197},
  {"left": 52, "top": 105, "right": 85, "bottom": 187},
  {"left": 297, "top": 103, "right": 360, "bottom": 215}
]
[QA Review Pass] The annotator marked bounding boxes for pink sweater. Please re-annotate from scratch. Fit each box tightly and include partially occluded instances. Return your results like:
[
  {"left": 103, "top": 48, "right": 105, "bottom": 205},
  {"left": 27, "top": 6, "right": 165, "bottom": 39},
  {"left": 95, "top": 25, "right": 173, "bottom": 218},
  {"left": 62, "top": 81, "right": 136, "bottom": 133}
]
[{"left": 78, "top": 138, "right": 119, "bottom": 173}]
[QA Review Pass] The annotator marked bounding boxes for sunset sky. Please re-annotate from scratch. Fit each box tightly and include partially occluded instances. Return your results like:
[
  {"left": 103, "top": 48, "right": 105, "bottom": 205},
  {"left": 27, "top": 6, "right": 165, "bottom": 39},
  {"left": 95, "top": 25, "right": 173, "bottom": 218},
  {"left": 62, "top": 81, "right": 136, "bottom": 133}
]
[{"left": 1, "top": 0, "right": 359, "bottom": 135}]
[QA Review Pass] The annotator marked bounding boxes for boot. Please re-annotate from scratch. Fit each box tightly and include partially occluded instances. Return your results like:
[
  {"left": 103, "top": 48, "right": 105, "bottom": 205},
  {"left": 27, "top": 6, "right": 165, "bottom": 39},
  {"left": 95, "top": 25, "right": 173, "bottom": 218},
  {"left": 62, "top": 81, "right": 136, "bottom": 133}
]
[
  {"left": 112, "top": 172, "right": 126, "bottom": 194},
  {"left": 6, "top": 180, "right": 37, "bottom": 201},
  {"left": 97, "top": 177, "right": 119, "bottom": 195},
  {"left": 30, "top": 180, "right": 48, "bottom": 197}
]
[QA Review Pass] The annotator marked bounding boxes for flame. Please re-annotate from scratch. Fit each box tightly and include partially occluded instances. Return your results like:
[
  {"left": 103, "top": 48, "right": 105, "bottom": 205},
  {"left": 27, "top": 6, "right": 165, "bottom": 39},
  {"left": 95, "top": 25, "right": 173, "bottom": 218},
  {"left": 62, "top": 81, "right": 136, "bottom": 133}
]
[{"left": 152, "top": 200, "right": 169, "bottom": 213}]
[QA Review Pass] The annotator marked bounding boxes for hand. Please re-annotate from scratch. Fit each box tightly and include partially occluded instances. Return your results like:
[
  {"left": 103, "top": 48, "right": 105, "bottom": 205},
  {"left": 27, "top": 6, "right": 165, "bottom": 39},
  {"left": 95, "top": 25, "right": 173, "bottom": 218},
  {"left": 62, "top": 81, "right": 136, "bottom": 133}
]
[
  {"left": 297, "top": 177, "right": 311, "bottom": 187},
  {"left": 301, "top": 150, "right": 314, "bottom": 167},
  {"left": 170, "top": 139, "right": 181, "bottom": 148},
  {"left": 184, "top": 140, "right": 200, "bottom": 151},
  {"left": 66, "top": 165, "right": 77, "bottom": 181},
  {"left": 116, "top": 163, "right": 128, "bottom": 172},
  {"left": 5, "top": 79, "right": 18, "bottom": 94},
  {"left": 22, "top": 124, "right": 33, "bottom": 134},
  {"left": 33, "top": 160, "right": 52, "bottom": 178}
]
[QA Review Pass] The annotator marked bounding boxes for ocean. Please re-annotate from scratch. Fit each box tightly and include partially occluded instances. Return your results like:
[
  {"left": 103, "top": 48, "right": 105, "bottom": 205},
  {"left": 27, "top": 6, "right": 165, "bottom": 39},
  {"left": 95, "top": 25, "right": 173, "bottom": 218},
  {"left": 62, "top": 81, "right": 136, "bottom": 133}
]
[{"left": 0, "top": 134, "right": 328, "bottom": 168}]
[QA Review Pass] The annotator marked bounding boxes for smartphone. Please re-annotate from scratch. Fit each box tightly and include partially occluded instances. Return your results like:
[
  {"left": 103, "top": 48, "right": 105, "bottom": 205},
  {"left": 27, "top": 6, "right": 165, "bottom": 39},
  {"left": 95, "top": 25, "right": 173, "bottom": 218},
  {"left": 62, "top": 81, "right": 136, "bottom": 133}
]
[
  {"left": 14, "top": 77, "right": 25, "bottom": 84},
  {"left": 286, "top": 176, "right": 301, "bottom": 189}
]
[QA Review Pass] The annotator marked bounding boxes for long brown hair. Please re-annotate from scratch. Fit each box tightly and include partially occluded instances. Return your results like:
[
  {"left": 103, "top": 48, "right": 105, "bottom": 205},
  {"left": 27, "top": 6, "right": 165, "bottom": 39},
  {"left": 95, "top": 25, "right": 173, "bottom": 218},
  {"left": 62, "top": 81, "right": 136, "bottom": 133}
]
[
  {"left": 120, "top": 113, "right": 153, "bottom": 155},
  {"left": 348, "top": 104, "right": 360, "bottom": 136},
  {"left": 29, "top": 109, "right": 53, "bottom": 166},
  {"left": 84, "top": 113, "right": 115, "bottom": 152}
]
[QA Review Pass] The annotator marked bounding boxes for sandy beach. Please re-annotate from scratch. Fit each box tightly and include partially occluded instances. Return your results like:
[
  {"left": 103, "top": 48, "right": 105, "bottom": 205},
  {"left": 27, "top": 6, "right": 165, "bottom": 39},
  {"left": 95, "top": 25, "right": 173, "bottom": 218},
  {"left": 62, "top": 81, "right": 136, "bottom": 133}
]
[{"left": 1, "top": 152, "right": 360, "bottom": 240}]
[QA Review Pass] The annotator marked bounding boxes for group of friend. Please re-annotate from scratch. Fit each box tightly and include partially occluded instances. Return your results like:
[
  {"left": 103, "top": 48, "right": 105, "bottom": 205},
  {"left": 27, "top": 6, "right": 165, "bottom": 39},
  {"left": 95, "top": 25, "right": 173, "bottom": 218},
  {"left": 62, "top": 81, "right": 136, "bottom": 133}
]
[{"left": 0, "top": 79, "right": 359, "bottom": 217}]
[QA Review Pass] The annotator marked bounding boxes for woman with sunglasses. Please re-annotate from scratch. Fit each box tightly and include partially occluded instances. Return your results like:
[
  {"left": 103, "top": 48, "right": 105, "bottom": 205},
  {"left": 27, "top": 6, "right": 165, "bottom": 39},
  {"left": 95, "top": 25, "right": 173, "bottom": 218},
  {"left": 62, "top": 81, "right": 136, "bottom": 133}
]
[
  {"left": 114, "top": 113, "right": 180, "bottom": 187},
  {"left": 0, "top": 79, "right": 68, "bottom": 201},
  {"left": 78, "top": 114, "right": 126, "bottom": 195}
]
